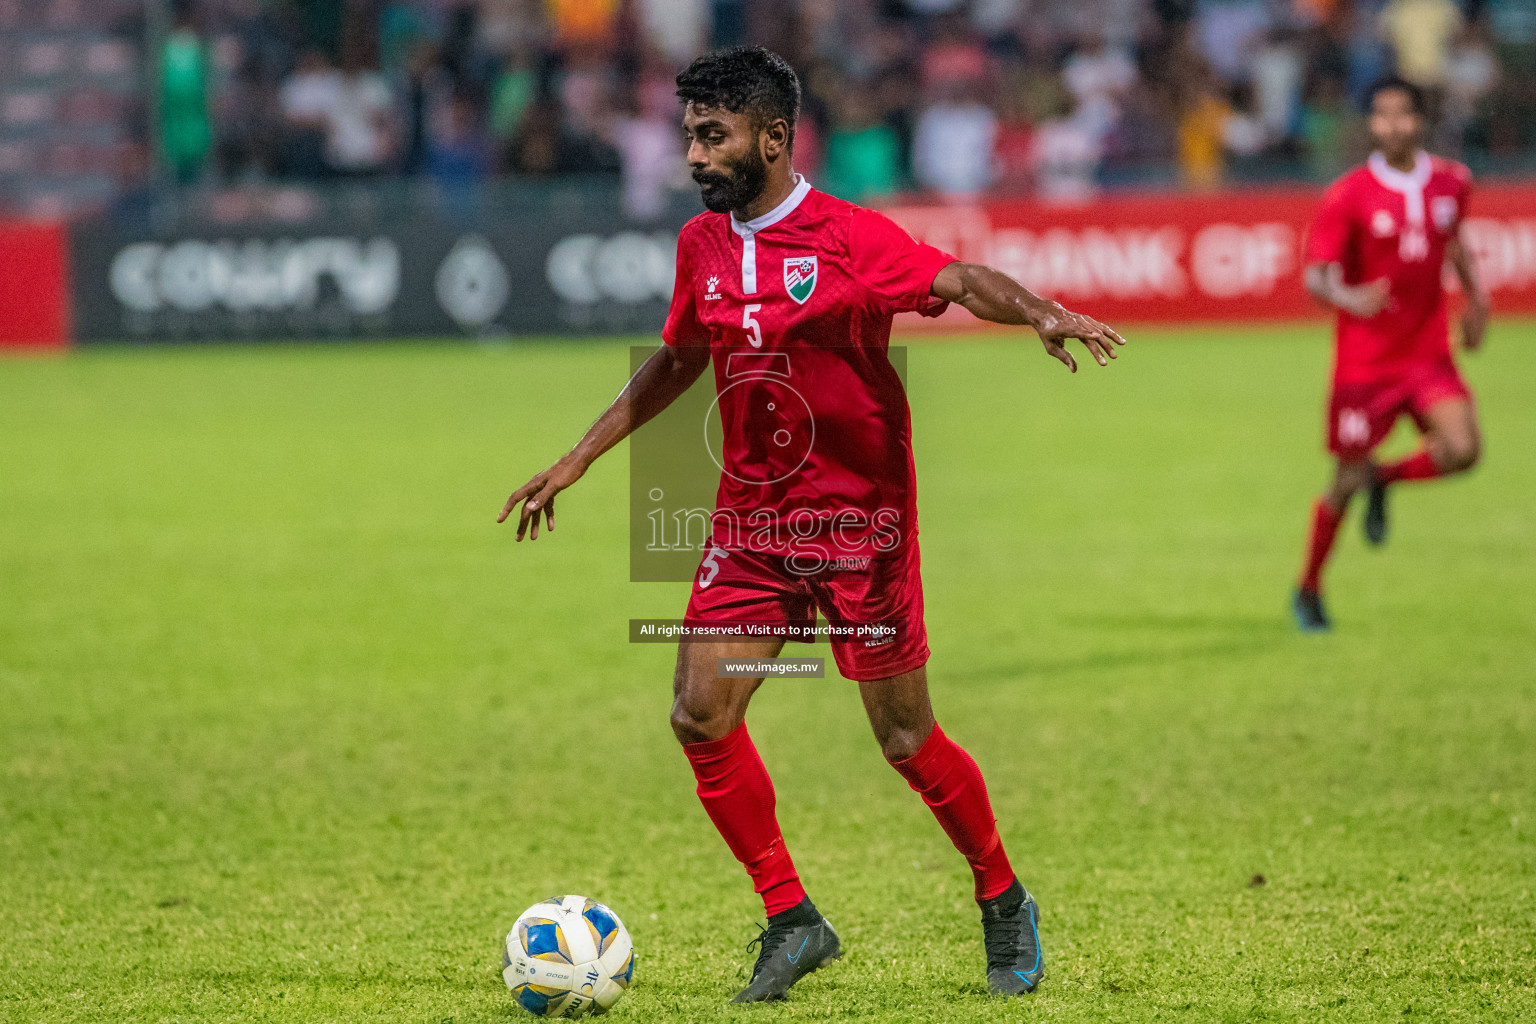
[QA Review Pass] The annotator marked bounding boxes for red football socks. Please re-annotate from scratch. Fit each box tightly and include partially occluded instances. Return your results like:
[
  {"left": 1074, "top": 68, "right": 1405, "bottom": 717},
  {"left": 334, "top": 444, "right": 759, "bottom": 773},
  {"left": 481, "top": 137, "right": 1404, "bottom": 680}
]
[
  {"left": 1378, "top": 450, "right": 1441, "bottom": 484},
  {"left": 890, "top": 725, "right": 1016, "bottom": 901},
  {"left": 683, "top": 723, "right": 807, "bottom": 916},
  {"left": 1299, "top": 498, "right": 1344, "bottom": 592}
]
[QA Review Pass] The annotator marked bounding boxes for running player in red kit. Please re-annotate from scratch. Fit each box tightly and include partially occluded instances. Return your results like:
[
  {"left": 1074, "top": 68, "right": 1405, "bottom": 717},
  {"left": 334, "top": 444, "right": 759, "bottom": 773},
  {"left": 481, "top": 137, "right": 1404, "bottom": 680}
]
[
  {"left": 1293, "top": 76, "right": 1489, "bottom": 631},
  {"left": 500, "top": 48, "right": 1126, "bottom": 1001}
]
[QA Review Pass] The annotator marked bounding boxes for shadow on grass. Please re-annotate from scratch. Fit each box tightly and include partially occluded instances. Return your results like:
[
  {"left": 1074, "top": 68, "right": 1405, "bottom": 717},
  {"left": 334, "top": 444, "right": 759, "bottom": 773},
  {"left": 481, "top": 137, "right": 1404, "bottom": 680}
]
[{"left": 946, "top": 616, "right": 1291, "bottom": 683}]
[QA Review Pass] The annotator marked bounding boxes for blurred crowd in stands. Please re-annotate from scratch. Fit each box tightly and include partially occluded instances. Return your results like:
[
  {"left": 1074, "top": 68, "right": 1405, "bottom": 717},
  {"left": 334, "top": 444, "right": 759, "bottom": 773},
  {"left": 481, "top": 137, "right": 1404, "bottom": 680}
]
[{"left": 17, "top": 0, "right": 1536, "bottom": 219}]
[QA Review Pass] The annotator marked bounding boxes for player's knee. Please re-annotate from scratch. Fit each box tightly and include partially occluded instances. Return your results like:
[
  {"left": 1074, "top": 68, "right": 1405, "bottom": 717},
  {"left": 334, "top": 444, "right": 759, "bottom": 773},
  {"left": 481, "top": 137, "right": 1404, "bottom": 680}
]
[
  {"left": 871, "top": 704, "right": 937, "bottom": 762},
  {"left": 1447, "top": 433, "right": 1481, "bottom": 473},
  {"left": 1428, "top": 432, "right": 1478, "bottom": 474},
  {"left": 879, "top": 726, "right": 930, "bottom": 763},
  {"left": 669, "top": 701, "right": 712, "bottom": 745},
  {"left": 1450, "top": 443, "right": 1480, "bottom": 473},
  {"left": 669, "top": 695, "right": 735, "bottom": 745}
]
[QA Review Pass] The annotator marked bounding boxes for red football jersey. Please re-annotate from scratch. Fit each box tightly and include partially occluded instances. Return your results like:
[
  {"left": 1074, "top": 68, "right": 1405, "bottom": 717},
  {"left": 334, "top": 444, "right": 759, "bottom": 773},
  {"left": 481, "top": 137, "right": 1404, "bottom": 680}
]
[
  {"left": 1305, "top": 152, "right": 1472, "bottom": 383},
  {"left": 663, "top": 176, "right": 956, "bottom": 560}
]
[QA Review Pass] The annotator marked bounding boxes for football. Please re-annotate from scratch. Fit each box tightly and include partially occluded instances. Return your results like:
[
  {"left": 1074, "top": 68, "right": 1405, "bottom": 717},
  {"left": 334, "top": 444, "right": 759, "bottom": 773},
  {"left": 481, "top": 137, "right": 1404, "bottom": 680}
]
[{"left": 502, "top": 895, "right": 635, "bottom": 1017}]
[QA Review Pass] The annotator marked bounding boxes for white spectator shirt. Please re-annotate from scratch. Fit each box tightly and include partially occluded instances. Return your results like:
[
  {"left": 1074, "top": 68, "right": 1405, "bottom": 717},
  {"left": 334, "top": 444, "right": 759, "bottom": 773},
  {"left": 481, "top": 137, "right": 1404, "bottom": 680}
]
[
  {"left": 613, "top": 115, "right": 683, "bottom": 221},
  {"left": 1063, "top": 52, "right": 1136, "bottom": 95},
  {"left": 1062, "top": 48, "right": 1137, "bottom": 136},
  {"left": 281, "top": 69, "right": 394, "bottom": 170},
  {"left": 1031, "top": 116, "right": 1103, "bottom": 204},
  {"left": 1251, "top": 40, "right": 1302, "bottom": 139},
  {"left": 913, "top": 102, "right": 998, "bottom": 197},
  {"left": 1195, "top": 1, "right": 1268, "bottom": 83},
  {"left": 1223, "top": 112, "right": 1267, "bottom": 157},
  {"left": 280, "top": 69, "right": 341, "bottom": 123},
  {"left": 1444, "top": 41, "right": 1497, "bottom": 110}
]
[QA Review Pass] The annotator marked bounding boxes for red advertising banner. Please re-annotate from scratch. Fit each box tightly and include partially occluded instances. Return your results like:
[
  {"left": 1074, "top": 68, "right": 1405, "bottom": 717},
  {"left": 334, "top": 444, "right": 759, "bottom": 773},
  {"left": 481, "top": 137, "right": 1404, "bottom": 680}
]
[
  {"left": 886, "top": 183, "right": 1536, "bottom": 328},
  {"left": 0, "top": 221, "right": 69, "bottom": 348}
]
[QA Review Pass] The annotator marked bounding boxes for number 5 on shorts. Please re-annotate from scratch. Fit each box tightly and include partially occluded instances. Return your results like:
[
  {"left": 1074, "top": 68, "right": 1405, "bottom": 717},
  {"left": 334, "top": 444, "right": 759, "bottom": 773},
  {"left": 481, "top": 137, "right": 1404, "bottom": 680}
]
[{"left": 699, "top": 545, "right": 730, "bottom": 589}]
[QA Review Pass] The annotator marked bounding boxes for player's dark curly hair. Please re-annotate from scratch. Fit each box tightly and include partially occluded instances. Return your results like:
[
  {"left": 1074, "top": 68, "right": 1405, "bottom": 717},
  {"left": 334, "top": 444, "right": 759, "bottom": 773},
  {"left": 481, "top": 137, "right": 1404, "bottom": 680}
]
[
  {"left": 1364, "top": 75, "right": 1427, "bottom": 116},
  {"left": 676, "top": 46, "right": 801, "bottom": 149}
]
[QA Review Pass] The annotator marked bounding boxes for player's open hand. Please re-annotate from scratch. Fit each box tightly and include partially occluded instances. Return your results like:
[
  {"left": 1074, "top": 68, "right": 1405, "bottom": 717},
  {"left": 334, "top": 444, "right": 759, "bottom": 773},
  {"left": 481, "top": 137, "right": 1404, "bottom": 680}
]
[
  {"left": 1337, "top": 278, "right": 1391, "bottom": 319},
  {"left": 498, "top": 458, "right": 585, "bottom": 541},
  {"left": 1031, "top": 304, "right": 1127, "bottom": 373},
  {"left": 1460, "top": 297, "right": 1489, "bottom": 352}
]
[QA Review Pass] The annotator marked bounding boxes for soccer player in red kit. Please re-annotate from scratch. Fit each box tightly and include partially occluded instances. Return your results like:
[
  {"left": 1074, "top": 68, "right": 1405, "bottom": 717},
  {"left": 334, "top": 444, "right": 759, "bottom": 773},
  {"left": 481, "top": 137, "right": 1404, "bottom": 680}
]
[
  {"left": 500, "top": 48, "right": 1126, "bottom": 1001},
  {"left": 1293, "top": 76, "right": 1489, "bottom": 631}
]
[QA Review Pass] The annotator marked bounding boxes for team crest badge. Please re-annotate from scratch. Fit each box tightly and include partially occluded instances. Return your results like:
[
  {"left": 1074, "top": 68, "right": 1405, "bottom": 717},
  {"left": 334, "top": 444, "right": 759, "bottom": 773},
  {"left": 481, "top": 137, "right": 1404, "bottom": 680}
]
[
  {"left": 783, "top": 256, "right": 817, "bottom": 304},
  {"left": 1431, "top": 195, "right": 1458, "bottom": 231}
]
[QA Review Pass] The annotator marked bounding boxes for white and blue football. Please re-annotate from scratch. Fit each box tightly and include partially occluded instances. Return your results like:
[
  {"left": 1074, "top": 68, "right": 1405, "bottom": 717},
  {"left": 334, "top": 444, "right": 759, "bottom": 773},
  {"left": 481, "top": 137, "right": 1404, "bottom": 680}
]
[{"left": 503, "top": 895, "right": 634, "bottom": 1017}]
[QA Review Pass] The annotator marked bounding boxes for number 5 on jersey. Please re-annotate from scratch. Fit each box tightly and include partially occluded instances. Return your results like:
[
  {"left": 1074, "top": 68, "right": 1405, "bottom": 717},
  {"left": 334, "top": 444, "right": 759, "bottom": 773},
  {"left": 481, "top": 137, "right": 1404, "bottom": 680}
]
[
  {"left": 698, "top": 546, "right": 730, "bottom": 589},
  {"left": 743, "top": 304, "right": 762, "bottom": 348}
]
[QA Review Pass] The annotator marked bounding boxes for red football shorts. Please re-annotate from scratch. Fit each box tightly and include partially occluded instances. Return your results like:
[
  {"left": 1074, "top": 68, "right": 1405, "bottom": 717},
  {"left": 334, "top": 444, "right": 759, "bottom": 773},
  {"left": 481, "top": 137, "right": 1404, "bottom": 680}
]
[
  {"left": 682, "top": 543, "right": 931, "bottom": 682},
  {"left": 1327, "top": 359, "right": 1472, "bottom": 459}
]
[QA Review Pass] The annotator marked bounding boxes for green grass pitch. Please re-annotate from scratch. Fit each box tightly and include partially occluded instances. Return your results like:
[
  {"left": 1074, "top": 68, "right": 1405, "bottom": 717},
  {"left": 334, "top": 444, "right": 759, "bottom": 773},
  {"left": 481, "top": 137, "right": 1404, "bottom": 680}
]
[{"left": 2, "top": 324, "right": 1533, "bottom": 1023}]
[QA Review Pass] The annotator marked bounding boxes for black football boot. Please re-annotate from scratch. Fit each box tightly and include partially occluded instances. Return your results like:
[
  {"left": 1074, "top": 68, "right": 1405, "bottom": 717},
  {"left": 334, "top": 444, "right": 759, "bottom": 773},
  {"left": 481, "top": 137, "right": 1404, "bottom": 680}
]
[
  {"left": 980, "top": 878, "right": 1045, "bottom": 995},
  {"left": 1292, "top": 587, "right": 1332, "bottom": 632},
  {"left": 1363, "top": 467, "right": 1390, "bottom": 546},
  {"left": 731, "top": 898, "right": 841, "bottom": 1003}
]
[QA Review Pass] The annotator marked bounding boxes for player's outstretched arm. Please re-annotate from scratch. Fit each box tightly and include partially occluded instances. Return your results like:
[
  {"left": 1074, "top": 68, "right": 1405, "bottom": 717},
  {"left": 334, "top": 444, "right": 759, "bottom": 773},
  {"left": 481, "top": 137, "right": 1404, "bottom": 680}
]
[
  {"left": 498, "top": 343, "right": 711, "bottom": 541},
  {"left": 1303, "top": 262, "right": 1391, "bottom": 319},
  {"left": 930, "top": 261, "right": 1126, "bottom": 372},
  {"left": 1449, "top": 229, "right": 1490, "bottom": 351}
]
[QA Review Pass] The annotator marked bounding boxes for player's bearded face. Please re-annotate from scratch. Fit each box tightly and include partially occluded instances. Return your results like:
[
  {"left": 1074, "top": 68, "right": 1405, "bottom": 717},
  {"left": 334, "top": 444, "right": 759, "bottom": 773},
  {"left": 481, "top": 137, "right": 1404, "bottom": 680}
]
[
  {"left": 692, "top": 138, "right": 769, "bottom": 213},
  {"left": 1369, "top": 91, "right": 1420, "bottom": 161}
]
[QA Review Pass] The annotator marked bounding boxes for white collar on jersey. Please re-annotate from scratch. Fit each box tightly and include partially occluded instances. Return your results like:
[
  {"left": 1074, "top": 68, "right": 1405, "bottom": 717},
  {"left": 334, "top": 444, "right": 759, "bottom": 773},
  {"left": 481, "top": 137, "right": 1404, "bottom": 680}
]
[
  {"left": 1367, "top": 150, "right": 1432, "bottom": 222},
  {"left": 729, "top": 174, "right": 813, "bottom": 238},
  {"left": 1367, "top": 150, "right": 1433, "bottom": 261},
  {"left": 728, "top": 173, "right": 812, "bottom": 296}
]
